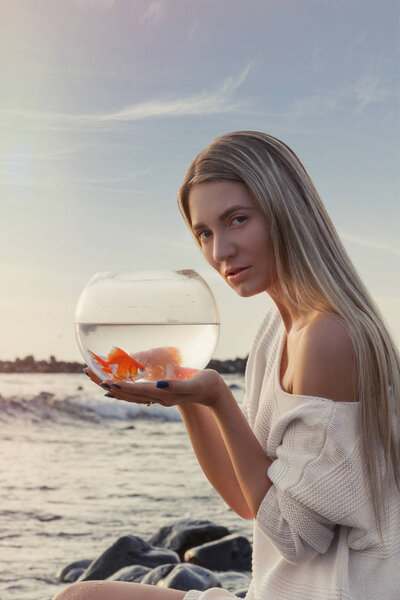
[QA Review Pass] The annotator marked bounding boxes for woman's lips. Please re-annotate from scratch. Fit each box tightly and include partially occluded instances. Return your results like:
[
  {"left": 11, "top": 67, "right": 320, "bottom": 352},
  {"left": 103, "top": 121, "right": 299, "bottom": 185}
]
[{"left": 226, "top": 266, "right": 251, "bottom": 282}]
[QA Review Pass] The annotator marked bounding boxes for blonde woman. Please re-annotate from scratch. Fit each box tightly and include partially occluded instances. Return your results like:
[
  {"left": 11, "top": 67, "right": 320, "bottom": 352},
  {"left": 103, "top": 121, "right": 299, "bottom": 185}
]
[{"left": 54, "top": 131, "right": 400, "bottom": 600}]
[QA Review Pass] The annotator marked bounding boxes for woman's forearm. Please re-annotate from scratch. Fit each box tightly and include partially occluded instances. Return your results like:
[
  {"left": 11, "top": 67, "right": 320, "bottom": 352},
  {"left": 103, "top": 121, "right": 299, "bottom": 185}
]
[
  {"left": 209, "top": 383, "right": 273, "bottom": 518},
  {"left": 178, "top": 402, "right": 253, "bottom": 518}
]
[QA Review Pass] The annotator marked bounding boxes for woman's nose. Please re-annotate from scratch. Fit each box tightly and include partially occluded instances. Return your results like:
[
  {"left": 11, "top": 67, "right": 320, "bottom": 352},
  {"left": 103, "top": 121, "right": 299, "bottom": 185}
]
[{"left": 212, "top": 234, "right": 237, "bottom": 263}]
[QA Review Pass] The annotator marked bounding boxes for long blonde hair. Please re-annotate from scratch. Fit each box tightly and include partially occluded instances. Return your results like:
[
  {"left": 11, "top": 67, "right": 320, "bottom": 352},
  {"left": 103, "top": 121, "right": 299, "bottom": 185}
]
[{"left": 177, "top": 130, "right": 400, "bottom": 538}]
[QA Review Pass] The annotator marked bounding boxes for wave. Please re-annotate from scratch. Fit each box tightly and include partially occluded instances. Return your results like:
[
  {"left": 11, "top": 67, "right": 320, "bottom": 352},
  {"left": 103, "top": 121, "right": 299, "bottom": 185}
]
[
  {"left": 0, "top": 390, "right": 182, "bottom": 423},
  {"left": 0, "top": 373, "right": 244, "bottom": 425}
]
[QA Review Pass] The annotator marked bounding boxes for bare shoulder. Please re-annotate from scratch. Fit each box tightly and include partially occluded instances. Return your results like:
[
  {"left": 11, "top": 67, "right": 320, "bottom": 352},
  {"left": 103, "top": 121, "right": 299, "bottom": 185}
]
[{"left": 292, "top": 313, "right": 358, "bottom": 402}]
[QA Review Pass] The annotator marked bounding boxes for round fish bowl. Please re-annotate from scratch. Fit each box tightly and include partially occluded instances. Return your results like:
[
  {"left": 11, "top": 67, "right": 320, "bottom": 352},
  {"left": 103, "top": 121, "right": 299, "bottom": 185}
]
[{"left": 75, "top": 270, "right": 220, "bottom": 382}]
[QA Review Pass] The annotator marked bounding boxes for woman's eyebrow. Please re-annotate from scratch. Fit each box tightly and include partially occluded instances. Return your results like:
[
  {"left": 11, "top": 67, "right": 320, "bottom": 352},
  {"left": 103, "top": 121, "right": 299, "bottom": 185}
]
[{"left": 192, "top": 205, "right": 254, "bottom": 232}]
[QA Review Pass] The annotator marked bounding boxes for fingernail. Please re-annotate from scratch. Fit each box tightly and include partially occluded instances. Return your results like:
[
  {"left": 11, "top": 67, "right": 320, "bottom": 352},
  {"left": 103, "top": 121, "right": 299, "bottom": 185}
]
[
  {"left": 104, "top": 393, "right": 115, "bottom": 398},
  {"left": 156, "top": 381, "right": 169, "bottom": 389},
  {"left": 111, "top": 383, "right": 121, "bottom": 389},
  {"left": 100, "top": 383, "right": 111, "bottom": 390}
]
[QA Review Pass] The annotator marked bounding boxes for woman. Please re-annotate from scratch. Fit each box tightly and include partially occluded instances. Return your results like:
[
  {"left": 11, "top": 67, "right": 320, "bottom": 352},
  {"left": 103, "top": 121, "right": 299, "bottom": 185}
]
[{"left": 54, "top": 131, "right": 400, "bottom": 600}]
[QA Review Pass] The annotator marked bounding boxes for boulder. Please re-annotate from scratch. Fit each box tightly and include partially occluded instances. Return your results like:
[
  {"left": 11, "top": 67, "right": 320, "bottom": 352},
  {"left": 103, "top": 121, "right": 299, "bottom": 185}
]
[
  {"left": 158, "top": 563, "right": 221, "bottom": 592},
  {"left": 236, "top": 589, "right": 248, "bottom": 598},
  {"left": 108, "top": 564, "right": 151, "bottom": 582},
  {"left": 78, "top": 535, "right": 179, "bottom": 581},
  {"left": 148, "top": 519, "right": 230, "bottom": 560},
  {"left": 217, "top": 570, "right": 252, "bottom": 594},
  {"left": 184, "top": 534, "right": 252, "bottom": 571},
  {"left": 56, "top": 559, "right": 93, "bottom": 582},
  {"left": 141, "top": 563, "right": 177, "bottom": 585}
]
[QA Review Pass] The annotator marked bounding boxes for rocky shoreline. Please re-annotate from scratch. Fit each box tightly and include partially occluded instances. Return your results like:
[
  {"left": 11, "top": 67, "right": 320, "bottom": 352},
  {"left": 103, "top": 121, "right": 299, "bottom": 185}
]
[
  {"left": 0, "top": 355, "right": 248, "bottom": 375},
  {"left": 55, "top": 519, "right": 251, "bottom": 597}
]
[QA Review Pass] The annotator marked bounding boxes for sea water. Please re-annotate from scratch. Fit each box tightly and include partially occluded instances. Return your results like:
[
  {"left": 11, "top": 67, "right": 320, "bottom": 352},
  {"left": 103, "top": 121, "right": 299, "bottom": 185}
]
[
  {"left": 75, "top": 323, "right": 220, "bottom": 379},
  {"left": 0, "top": 372, "right": 251, "bottom": 600}
]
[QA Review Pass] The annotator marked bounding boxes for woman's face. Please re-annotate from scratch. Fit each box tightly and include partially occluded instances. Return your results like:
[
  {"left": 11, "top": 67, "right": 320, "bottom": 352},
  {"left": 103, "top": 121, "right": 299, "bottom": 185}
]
[{"left": 188, "top": 180, "right": 277, "bottom": 297}]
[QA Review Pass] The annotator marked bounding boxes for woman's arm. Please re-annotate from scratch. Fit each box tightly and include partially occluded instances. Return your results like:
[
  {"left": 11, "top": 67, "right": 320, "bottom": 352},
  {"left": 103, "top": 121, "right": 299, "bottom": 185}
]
[
  {"left": 207, "top": 380, "right": 273, "bottom": 519},
  {"left": 178, "top": 401, "right": 254, "bottom": 519}
]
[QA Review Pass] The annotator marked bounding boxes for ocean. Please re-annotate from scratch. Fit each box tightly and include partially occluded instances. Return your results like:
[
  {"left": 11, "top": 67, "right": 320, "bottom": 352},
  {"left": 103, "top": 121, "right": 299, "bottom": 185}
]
[{"left": 0, "top": 373, "right": 252, "bottom": 600}]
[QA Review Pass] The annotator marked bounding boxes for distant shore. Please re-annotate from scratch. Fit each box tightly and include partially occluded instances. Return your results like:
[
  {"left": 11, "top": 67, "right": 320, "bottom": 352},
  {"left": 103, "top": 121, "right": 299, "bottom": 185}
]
[{"left": 0, "top": 355, "right": 248, "bottom": 375}]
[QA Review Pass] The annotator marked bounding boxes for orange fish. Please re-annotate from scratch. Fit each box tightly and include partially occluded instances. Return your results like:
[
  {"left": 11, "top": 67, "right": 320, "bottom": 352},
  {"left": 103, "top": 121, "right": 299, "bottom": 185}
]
[
  {"left": 88, "top": 350, "right": 113, "bottom": 376},
  {"left": 89, "top": 345, "right": 198, "bottom": 382},
  {"left": 173, "top": 366, "right": 199, "bottom": 380},
  {"left": 133, "top": 346, "right": 182, "bottom": 381},
  {"left": 89, "top": 347, "right": 144, "bottom": 381},
  {"left": 107, "top": 347, "right": 145, "bottom": 381}
]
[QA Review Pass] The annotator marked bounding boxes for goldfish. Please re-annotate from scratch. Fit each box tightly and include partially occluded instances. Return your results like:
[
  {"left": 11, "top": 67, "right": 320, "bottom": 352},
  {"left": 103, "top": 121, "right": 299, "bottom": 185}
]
[
  {"left": 89, "top": 347, "right": 145, "bottom": 381},
  {"left": 133, "top": 346, "right": 182, "bottom": 380},
  {"left": 88, "top": 345, "right": 198, "bottom": 382}
]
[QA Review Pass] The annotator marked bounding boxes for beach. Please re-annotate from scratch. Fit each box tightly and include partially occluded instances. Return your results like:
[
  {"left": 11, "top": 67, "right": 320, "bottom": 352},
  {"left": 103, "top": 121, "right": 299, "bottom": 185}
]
[{"left": 0, "top": 373, "right": 252, "bottom": 600}]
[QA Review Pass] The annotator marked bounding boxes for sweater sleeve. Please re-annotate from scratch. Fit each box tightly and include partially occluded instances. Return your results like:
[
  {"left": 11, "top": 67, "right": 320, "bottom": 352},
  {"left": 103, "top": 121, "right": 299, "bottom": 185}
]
[{"left": 256, "top": 400, "right": 367, "bottom": 564}]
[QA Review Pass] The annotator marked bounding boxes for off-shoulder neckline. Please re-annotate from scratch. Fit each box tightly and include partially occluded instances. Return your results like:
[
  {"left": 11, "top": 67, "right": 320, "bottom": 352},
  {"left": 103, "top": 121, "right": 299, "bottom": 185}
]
[{"left": 275, "top": 319, "right": 360, "bottom": 406}]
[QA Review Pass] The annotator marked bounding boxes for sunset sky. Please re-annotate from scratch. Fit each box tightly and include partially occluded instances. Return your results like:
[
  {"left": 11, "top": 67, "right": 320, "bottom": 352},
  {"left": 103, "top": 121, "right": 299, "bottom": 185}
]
[{"left": 1, "top": 0, "right": 398, "bottom": 361}]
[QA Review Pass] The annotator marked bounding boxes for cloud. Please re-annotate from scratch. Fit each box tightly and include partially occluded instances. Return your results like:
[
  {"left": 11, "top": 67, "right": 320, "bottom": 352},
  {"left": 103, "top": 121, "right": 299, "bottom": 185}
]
[
  {"left": 96, "top": 63, "right": 253, "bottom": 121},
  {"left": 344, "top": 33, "right": 367, "bottom": 65},
  {"left": 138, "top": 1, "right": 164, "bottom": 26},
  {"left": 351, "top": 73, "right": 391, "bottom": 113},
  {"left": 285, "top": 71, "right": 391, "bottom": 118},
  {"left": 0, "top": 64, "right": 253, "bottom": 128},
  {"left": 341, "top": 232, "right": 400, "bottom": 258}
]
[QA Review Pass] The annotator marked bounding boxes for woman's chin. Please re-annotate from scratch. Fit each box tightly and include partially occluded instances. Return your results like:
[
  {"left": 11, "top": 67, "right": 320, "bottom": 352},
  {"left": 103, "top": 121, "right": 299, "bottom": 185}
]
[{"left": 231, "top": 284, "right": 264, "bottom": 298}]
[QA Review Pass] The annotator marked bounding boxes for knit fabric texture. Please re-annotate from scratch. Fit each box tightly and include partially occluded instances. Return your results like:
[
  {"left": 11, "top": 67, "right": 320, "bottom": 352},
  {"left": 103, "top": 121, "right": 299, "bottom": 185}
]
[{"left": 184, "top": 307, "right": 400, "bottom": 600}]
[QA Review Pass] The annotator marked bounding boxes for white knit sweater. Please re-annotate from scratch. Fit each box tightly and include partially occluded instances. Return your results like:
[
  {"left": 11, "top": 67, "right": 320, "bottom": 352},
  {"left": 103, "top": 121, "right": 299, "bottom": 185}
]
[{"left": 184, "top": 307, "right": 400, "bottom": 600}]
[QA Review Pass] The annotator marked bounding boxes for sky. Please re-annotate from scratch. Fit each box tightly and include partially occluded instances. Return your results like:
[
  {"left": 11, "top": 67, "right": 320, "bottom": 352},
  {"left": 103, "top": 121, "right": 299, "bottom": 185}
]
[{"left": 0, "top": 0, "right": 399, "bottom": 362}]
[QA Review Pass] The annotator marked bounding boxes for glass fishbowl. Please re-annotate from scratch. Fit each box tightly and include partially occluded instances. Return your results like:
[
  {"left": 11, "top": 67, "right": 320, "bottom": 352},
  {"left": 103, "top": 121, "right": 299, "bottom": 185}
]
[{"left": 75, "top": 270, "right": 220, "bottom": 382}]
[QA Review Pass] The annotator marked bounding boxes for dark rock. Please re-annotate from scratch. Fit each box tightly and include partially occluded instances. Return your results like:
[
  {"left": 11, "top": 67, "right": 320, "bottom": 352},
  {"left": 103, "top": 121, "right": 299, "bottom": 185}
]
[
  {"left": 184, "top": 534, "right": 252, "bottom": 571},
  {"left": 148, "top": 520, "right": 230, "bottom": 560},
  {"left": 78, "top": 535, "right": 179, "bottom": 581},
  {"left": 159, "top": 563, "right": 221, "bottom": 592},
  {"left": 141, "top": 563, "right": 177, "bottom": 585},
  {"left": 229, "top": 384, "right": 241, "bottom": 390},
  {"left": 108, "top": 564, "right": 151, "bottom": 582},
  {"left": 64, "top": 567, "right": 87, "bottom": 582},
  {"left": 56, "top": 559, "right": 93, "bottom": 582},
  {"left": 77, "top": 386, "right": 83, "bottom": 391},
  {"left": 217, "top": 570, "right": 252, "bottom": 593},
  {"left": 236, "top": 589, "right": 248, "bottom": 598}
]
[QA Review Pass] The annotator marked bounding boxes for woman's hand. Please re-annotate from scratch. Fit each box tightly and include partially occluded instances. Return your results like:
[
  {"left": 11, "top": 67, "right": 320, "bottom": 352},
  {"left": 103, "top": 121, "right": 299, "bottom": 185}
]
[{"left": 83, "top": 367, "right": 224, "bottom": 408}]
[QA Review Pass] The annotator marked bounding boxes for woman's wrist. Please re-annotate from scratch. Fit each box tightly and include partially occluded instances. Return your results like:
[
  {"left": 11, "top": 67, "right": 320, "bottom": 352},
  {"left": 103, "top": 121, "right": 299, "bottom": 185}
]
[{"left": 199, "top": 370, "right": 227, "bottom": 408}]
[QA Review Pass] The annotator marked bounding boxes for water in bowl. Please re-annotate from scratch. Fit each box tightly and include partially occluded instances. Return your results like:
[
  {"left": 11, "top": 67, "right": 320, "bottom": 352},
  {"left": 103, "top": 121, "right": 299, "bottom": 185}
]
[{"left": 76, "top": 322, "right": 219, "bottom": 381}]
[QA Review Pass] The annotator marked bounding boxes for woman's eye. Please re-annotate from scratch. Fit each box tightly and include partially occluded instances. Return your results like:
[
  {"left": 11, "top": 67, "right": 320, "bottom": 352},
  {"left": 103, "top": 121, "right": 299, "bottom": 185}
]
[
  {"left": 197, "top": 230, "right": 212, "bottom": 240},
  {"left": 232, "top": 216, "right": 247, "bottom": 225}
]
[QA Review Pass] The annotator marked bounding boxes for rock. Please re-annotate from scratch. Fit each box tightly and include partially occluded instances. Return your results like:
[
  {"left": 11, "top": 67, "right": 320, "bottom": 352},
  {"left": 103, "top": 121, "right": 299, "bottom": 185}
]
[
  {"left": 217, "top": 570, "right": 252, "bottom": 594},
  {"left": 235, "top": 589, "right": 248, "bottom": 598},
  {"left": 149, "top": 520, "right": 230, "bottom": 560},
  {"left": 158, "top": 563, "right": 221, "bottom": 592},
  {"left": 108, "top": 564, "right": 151, "bottom": 582},
  {"left": 78, "top": 535, "right": 180, "bottom": 581},
  {"left": 64, "top": 567, "right": 87, "bottom": 582},
  {"left": 56, "top": 559, "right": 93, "bottom": 582},
  {"left": 184, "top": 534, "right": 252, "bottom": 571},
  {"left": 141, "top": 563, "right": 177, "bottom": 585}
]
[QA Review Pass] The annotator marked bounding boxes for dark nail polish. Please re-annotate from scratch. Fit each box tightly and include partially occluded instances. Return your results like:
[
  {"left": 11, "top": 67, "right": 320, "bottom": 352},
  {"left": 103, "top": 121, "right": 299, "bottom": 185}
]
[
  {"left": 111, "top": 383, "right": 121, "bottom": 389},
  {"left": 104, "top": 393, "right": 115, "bottom": 398},
  {"left": 100, "top": 383, "right": 111, "bottom": 390},
  {"left": 156, "top": 381, "right": 169, "bottom": 389},
  {"left": 83, "top": 369, "right": 89, "bottom": 376}
]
